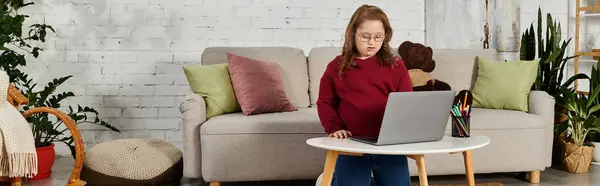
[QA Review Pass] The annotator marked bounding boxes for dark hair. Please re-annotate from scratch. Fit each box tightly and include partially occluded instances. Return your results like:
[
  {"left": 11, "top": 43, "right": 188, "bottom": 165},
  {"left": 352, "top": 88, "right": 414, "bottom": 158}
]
[{"left": 339, "top": 4, "right": 396, "bottom": 75}]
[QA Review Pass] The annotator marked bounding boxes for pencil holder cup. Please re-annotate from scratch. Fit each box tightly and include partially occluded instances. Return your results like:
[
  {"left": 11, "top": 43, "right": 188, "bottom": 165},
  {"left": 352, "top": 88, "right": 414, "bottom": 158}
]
[{"left": 451, "top": 115, "right": 470, "bottom": 138}]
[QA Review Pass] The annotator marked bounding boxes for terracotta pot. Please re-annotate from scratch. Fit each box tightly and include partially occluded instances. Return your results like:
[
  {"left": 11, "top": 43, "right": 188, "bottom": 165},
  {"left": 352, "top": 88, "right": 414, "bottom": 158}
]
[
  {"left": 30, "top": 143, "right": 55, "bottom": 180},
  {"left": 555, "top": 105, "right": 568, "bottom": 125},
  {"left": 561, "top": 140, "right": 594, "bottom": 173}
]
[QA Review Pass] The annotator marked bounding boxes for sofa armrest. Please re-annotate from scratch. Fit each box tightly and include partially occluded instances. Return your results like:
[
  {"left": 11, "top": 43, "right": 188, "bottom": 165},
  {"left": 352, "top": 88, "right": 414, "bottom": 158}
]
[
  {"left": 179, "top": 93, "right": 207, "bottom": 178},
  {"left": 529, "top": 91, "right": 555, "bottom": 122},
  {"left": 528, "top": 90, "right": 556, "bottom": 167}
]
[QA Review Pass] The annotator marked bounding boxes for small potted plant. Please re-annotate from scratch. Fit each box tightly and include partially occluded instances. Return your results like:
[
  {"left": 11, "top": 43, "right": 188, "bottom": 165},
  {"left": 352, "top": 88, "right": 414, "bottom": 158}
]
[{"left": 555, "top": 85, "right": 600, "bottom": 173}]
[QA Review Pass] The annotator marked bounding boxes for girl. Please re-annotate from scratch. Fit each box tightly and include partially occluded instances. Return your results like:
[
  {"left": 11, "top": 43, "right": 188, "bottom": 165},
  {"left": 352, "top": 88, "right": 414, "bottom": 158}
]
[{"left": 316, "top": 4, "right": 413, "bottom": 186}]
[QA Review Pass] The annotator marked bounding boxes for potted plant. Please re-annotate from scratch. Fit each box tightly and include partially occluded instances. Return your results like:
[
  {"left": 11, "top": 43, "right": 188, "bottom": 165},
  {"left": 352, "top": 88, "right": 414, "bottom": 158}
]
[
  {"left": 19, "top": 77, "right": 120, "bottom": 180},
  {"left": 520, "top": 7, "right": 590, "bottom": 166},
  {"left": 554, "top": 58, "right": 600, "bottom": 172},
  {"left": 0, "top": 0, "right": 120, "bottom": 179},
  {"left": 555, "top": 83, "right": 600, "bottom": 173}
]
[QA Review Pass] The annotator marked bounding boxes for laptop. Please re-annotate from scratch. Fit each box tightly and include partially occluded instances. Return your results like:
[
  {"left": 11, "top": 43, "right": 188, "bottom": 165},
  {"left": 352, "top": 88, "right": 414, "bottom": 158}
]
[{"left": 349, "top": 90, "right": 456, "bottom": 146}]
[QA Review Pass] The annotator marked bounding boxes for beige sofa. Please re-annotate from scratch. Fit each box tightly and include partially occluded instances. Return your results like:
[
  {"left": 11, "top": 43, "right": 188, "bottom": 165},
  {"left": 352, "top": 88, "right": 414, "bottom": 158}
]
[{"left": 179, "top": 46, "right": 554, "bottom": 185}]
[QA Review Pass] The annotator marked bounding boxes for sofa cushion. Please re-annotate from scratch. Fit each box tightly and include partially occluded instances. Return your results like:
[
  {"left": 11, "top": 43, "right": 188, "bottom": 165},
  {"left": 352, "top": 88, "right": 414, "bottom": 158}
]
[
  {"left": 201, "top": 47, "right": 310, "bottom": 108},
  {"left": 200, "top": 108, "right": 325, "bottom": 135},
  {"left": 226, "top": 53, "right": 296, "bottom": 115},
  {"left": 471, "top": 57, "right": 539, "bottom": 112},
  {"left": 458, "top": 108, "right": 546, "bottom": 130},
  {"left": 182, "top": 63, "right": 240, "bottom": 118},
  {"left": 201, "top": 106, "right": 544, "bottom": 135}
]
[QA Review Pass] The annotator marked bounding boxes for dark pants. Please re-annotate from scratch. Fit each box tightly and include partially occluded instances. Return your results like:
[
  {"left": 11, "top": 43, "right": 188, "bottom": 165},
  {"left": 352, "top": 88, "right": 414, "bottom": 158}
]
[{"left": 331, "top": 154, "right": 411, "bottom": 186}]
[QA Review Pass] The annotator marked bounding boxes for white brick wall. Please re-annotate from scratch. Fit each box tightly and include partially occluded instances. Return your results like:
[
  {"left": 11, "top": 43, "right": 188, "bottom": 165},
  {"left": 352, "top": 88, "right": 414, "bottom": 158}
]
[
  {"left": 18, "top": 0, "right": 425, "bottom": 156},
  {"left": 13, "top": 0, "right": 592, "bottom": 156}
]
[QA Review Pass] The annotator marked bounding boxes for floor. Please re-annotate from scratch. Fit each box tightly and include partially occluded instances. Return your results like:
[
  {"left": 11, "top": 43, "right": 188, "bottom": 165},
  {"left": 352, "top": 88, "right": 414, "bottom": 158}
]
[{"left": 22, "top": 158, "right": 599, "bottom": 186}]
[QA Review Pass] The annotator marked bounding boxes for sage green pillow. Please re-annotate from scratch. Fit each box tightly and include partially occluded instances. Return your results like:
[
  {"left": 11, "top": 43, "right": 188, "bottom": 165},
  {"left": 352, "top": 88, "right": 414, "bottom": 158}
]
[
  {"left": 182, "top": 63, "right": 240, "bottom": 118},
  {"left": 471, "top": 57, "right": 539, "bottom": 112}
]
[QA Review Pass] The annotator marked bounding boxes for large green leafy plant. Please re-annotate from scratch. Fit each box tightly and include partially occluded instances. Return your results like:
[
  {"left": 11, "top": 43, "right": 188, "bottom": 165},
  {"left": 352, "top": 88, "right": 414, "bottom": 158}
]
[
  {"left": 556, "top": 60, "right": 600, "bottom": 146},
  {"left": 556, "top": 86, "right": 600, "bottom": 146},
  {"left": 0, "top": 0, "right": 119, "bottom": 157},
  {"left": 520, "top": 7, "right": 586, "bottom": 97}
]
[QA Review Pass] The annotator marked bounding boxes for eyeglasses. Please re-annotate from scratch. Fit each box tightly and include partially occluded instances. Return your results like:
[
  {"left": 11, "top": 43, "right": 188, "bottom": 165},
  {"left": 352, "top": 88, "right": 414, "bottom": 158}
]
[{"left": 356, "top": 33, "right": 385, "bottom": 42}]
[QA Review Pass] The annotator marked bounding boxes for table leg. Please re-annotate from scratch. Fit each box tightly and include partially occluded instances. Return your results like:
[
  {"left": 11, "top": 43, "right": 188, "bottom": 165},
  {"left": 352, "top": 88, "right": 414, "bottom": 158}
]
[
  {"left": 321, "top": 150, "right": 339, "bottom": 186},
  {"left": 321, "top": 151, "right": 363, "bottom": 186},
  {"left": 408, "top": 155, "right": 428, "bottom": 186},
  {"left": 462, "top": 151, "right": 475, "bottom": 186}
]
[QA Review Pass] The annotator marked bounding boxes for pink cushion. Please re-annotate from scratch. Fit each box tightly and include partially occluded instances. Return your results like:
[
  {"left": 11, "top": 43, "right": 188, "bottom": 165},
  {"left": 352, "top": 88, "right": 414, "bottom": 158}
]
[{"left": 226, "top": 53, "right": 296, "bottom": 115}]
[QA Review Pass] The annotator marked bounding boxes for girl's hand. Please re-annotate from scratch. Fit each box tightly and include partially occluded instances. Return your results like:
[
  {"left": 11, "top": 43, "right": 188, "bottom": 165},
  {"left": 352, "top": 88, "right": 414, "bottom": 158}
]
[{"left": 329, "top": 130, "right": 352, "bottom": 139}]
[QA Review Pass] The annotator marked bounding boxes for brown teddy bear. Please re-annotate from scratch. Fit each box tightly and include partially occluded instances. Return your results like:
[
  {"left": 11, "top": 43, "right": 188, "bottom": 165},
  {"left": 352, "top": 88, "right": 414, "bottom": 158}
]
[{"left": 398, "top": 41, "right": 451, "bottom": 91}]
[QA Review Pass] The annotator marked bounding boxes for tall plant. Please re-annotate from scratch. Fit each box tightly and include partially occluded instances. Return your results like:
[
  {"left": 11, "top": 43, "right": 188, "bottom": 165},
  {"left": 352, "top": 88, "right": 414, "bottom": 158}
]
[
  {"left": 520, "top": 7, "right": 584, "bottom": 97},
  {"left": 0, "top": 0, "right": 119, "bottom": 157}
]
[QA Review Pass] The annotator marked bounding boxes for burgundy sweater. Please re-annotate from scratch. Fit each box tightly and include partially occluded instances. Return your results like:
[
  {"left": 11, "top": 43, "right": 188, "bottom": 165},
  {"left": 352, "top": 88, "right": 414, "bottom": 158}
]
[{"left": 316, "top": 55, "right": 413, "bottom": 136}]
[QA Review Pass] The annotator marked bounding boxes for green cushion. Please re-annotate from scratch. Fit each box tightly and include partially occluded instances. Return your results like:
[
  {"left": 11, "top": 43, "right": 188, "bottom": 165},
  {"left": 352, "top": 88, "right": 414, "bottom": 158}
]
[
  {"left": 182, "top": 63, "right": 240, "bottom": 118},
  {"left": 471, "top": 57, "right": 539, "bottom": 112}
]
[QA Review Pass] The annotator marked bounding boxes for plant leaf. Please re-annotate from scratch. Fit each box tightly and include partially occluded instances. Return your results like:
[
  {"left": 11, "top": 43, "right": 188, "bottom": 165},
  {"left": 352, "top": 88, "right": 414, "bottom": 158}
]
[
  {"left": 562, "top": 73, "right": 589, "bottom": 89},
  {"left": 588, "top": 83, "right": 600, "bottom": 108},
  {"left": 555, "top": 119, "right": 569, "bottom": 135}
]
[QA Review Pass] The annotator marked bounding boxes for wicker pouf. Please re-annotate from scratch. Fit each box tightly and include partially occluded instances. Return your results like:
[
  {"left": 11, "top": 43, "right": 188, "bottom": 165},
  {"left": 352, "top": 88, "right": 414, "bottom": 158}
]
[{"left": 81, "top": 138, "right": 183, "bottom": 186}]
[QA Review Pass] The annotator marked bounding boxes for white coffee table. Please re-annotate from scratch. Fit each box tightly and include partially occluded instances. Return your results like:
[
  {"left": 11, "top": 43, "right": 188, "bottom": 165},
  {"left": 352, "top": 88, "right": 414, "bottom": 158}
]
[{"left": 306, "top": 135, "right": 490, "bottom": 186}]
